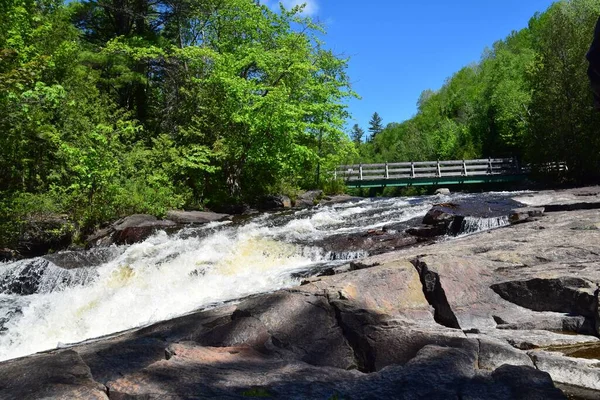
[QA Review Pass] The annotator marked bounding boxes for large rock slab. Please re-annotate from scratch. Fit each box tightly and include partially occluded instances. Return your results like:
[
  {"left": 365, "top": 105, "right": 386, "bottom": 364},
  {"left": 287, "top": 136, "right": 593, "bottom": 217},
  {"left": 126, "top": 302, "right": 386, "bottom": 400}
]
[
  {"left": 165, "top": 210, "right": 230, "bottom": 224},
  {"left": 197, "top": 291, "right": 357, "bottom": 369},
  {"left": 0, "top": 350, "right": 108, "bottom": 400},
  {"left": 514, "top": 186, "right": 600, "bottom": 211},
  {"left": 529, "top": 350, "right": 600, "bottom": 391}
]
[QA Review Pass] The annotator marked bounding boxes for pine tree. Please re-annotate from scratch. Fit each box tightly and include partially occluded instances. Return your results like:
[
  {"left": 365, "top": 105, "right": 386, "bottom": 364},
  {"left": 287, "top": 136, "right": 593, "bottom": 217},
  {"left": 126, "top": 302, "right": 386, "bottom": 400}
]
[
  {"left": 368, "top": 112, "right": 384, "bottom": 140},
  {"left": 350, "top": 124, "right": 365, "bottom": 145}
]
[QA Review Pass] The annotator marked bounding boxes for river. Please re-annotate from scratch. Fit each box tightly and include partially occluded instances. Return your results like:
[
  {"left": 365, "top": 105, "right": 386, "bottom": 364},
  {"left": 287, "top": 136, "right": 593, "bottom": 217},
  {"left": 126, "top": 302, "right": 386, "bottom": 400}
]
[{"left": 0, "top": 192, "right": 523, "bottom": 361}]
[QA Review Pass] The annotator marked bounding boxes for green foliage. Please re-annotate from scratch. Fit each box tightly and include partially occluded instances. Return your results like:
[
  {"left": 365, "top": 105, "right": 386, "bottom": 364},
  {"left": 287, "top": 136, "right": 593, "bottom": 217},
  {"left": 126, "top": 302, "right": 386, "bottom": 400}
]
[
  {"left": 0, "top": 0, "right": 356, "bottom": 247},
  {"left": 368, "top": 112, "right": 384, "bottom": 140}
]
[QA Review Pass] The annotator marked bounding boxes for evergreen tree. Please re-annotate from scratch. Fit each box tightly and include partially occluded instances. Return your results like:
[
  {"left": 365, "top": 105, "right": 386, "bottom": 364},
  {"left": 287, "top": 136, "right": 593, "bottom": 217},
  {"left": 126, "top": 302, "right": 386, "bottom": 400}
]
[
  {"left": 350, "top": 124, "right": 365, "bottom": 145},
  {"left": 368, "top": 112, "right": 384, "bottom": 140}
]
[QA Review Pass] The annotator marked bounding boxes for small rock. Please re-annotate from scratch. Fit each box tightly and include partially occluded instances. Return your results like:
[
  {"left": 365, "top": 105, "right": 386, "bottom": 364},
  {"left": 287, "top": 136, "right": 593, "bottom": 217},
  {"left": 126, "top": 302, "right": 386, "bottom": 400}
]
[{"left": 435, "top": 188, "right": 451, "bottom": 195}]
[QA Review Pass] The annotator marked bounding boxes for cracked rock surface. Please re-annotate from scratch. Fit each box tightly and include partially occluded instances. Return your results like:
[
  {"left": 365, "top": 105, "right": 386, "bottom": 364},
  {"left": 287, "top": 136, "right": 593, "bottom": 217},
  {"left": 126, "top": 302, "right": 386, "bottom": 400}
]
[{"left": 2, "top": 187, "right": 600, "bottom": 399}]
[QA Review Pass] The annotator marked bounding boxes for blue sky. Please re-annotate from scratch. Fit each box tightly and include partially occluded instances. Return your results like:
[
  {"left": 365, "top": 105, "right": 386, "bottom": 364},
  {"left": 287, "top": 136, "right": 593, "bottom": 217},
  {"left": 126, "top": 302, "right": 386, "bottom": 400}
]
[{"left": 269, "top": 0, "right": 557, "bottom": 131}]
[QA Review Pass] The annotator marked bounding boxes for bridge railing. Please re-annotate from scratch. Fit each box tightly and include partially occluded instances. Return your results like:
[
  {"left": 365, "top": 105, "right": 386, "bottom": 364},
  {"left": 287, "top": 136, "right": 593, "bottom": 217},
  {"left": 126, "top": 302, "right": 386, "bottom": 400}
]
[{"left": 335, "top": 158, "right": 521, "bottom": 182}]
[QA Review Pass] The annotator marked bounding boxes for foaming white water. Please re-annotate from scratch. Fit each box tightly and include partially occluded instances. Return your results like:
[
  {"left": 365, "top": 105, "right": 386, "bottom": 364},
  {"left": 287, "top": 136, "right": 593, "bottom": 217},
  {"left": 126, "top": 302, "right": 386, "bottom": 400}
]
[
  {"left": 0, "top": 226, "right": 326, "bottom": 361},
  {"left": 455, "top": 216, "right": 511, "bottom": 236}
]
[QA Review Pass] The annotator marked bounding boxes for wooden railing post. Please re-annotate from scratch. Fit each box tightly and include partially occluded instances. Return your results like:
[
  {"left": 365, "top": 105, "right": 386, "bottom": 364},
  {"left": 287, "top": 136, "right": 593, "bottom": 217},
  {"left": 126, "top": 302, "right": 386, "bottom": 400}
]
[
  {"left": 436, "top": 160, "right": 441, "bottom": 177},
  {"left": 385, "top": 162, "right": 389, "bottom": 179},
  {"left": 488, "top": 157, "right": 492, "bottom": 174},
  {"left": 359, "top": 163, "right": 363, "bottom": 181},
  {"left": 411, "top": 162, "right": 415, "bottom": 178},
  {"left": 462, "top": 160, "right": 467, "bottom": 176},
  {"left": 334, "top": 169, "right": 337, "bottom": 180}
]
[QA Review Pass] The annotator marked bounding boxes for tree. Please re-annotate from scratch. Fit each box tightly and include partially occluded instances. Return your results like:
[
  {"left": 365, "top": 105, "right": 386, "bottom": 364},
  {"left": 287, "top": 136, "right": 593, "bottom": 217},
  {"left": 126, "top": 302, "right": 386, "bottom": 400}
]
[
  {"left": 350, "top": 124, "right": 365, "bottom": 145},
  {"left": 368, "top": 112, "right": 383, "bottom": 140}
]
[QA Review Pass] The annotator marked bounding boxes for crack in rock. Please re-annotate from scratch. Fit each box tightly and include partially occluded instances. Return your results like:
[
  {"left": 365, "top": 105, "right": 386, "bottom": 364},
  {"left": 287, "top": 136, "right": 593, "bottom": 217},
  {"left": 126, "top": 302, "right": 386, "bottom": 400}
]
[
  {"left": 411, "top": 258, "right": 461, "bottom": 329},
  {"left": 327, "top": 296, "right": 375, "bottom": 373}
]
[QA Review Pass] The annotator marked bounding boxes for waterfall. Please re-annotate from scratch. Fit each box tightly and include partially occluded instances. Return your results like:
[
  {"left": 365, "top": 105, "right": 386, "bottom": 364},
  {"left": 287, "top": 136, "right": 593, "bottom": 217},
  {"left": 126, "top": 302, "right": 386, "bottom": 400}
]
[
  {"left": 454, "top": 215, "right": 511, "bottom": 235},
  {"left": 0, "top": 192, "right": 520, "bottom": 361}
]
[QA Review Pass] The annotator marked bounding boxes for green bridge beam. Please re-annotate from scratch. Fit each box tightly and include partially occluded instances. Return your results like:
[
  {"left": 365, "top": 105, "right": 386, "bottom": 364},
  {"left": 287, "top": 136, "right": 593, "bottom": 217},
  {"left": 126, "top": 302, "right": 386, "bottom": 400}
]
[{"left": 345, "top": 174, "right": 527, "bottom": 189}]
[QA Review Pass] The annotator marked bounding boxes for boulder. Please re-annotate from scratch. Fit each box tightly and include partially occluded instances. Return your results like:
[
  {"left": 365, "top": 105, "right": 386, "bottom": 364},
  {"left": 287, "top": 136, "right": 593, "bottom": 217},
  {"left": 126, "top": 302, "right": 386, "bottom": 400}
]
[
  {"left": 294, "top": 190, "right": 323, "bottom": 208},
  {"left": 435, "top": 188, "right": 451, "bottom": 195},
  {"left": 0, "top": 258, "right": 49, "bottom": 295},
  {"left": 257, "top": 195, "right": 292, "bottom": 210},
  {"left": 422, "top": 207, "right": 457, "bottom": 226},
  {"left": 86, "top": 214, "right": 177, "bottom": 247},
  {"left": 165, "top": 210, "right": 230, "bottom": 224},
  {"left": 16, "top": 215, "right": 74, "bottom": 258},
  {"left": 320, "top": 194, "right": 363, "bottom": 205}
]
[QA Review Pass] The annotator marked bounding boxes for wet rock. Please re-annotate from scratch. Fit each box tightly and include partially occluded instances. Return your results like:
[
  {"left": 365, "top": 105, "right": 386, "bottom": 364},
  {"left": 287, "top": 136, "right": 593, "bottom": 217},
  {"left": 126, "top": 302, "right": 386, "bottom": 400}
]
[
  {"left": 43, "top": 247, "right": 123, "bottom": 270},
  {"left": 406, "top": 224, "right": 448, "bottom": 238},
  {"left": 165, "top": 210, "right": 230, "bottom": 224},
  {"left": 0, "top": 350, "right": 108, "bottom": 400},
  {"left": 295, "top": 190, "right": 323, "bottom": 208},
  {"left": 423, "top": 207, "right": 458, "bottom": 226},
  {"left": 314, "top": 230, "right": 421, "bottom": 256},
  {"left": 257, "top": 195, "right": 292, "bottom": 210},
  {"left": 0, "top": 258, "right": 48, "bottom": 295},
  {"left": 320, "top": 194, "right": 362, "bottom": 205},
  {"left": 16, "top": 215, "right": 74, "bottom": 258},
  {"left": 86, "top": 214, "right": 177, "bottom": 247}
]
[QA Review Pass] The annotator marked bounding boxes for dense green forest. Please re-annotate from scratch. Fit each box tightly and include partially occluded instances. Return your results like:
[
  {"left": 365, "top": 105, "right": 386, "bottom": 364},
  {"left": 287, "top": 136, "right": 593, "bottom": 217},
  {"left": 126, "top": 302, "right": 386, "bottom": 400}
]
[
  {"left": 356, "top": 0, "right": 600, "bottom": 181},
  {"left": 0, "top": 0, "right": 356, "bottom": 245}
]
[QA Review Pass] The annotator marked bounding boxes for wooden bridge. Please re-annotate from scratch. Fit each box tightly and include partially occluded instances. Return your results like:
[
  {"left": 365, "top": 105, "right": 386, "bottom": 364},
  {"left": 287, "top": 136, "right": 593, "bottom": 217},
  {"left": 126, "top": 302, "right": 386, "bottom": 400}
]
[{"left": 335, "top": 158, "right": 567, "bottom": 188}]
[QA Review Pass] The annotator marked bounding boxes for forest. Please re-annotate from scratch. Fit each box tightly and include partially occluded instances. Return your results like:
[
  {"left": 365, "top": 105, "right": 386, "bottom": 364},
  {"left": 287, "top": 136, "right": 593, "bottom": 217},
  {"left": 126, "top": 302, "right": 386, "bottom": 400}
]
[
  {"left": 0, "top": 0, "right": 356, "bottom": 245},
  {"left": 1, "top": 0, "right": 600, "bottom": 248},
  {"left": 355, "top": 0, "right": 600, "bottom": 182}
]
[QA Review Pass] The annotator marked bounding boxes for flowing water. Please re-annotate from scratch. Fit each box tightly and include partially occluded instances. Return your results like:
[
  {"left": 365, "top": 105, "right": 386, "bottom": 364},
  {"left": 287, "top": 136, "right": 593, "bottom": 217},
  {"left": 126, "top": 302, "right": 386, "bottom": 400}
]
[{"left": 0, "top": 192, "right": 523, "bottom": 361}]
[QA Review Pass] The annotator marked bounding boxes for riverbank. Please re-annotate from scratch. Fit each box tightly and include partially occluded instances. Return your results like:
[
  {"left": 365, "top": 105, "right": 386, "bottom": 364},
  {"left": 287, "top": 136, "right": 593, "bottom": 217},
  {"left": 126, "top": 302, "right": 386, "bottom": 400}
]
[{"left": 1, "top": 187, "right": 599, "bottom": 398}]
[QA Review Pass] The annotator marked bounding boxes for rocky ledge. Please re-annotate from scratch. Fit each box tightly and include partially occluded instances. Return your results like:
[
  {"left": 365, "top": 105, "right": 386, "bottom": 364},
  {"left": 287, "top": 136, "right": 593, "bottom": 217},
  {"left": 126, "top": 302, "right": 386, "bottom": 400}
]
[{"left": 2, "top": 188, "right": 600, "bottom": 399}]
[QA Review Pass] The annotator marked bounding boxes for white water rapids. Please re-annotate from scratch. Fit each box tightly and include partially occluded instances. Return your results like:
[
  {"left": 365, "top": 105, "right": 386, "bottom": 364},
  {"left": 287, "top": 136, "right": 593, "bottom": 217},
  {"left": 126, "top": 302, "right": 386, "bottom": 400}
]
[{"left": 0, "top": 193, "right": 518, "bottom": 361}]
